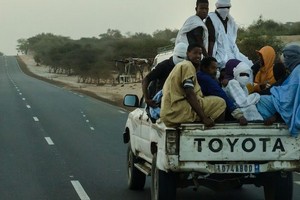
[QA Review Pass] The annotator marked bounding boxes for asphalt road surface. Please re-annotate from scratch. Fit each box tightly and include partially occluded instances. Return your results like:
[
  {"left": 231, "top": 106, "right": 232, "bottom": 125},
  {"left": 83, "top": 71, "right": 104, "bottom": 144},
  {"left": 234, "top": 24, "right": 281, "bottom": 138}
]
[{"left": 0, "top": 55, "right": 299, "bottom": 200}]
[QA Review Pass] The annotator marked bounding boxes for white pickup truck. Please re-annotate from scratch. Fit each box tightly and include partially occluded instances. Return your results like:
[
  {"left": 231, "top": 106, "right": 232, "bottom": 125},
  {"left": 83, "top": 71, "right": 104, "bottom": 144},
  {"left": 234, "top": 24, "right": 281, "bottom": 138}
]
[{"left": 122, "top": 94, "right": 300, "bottom": 200}]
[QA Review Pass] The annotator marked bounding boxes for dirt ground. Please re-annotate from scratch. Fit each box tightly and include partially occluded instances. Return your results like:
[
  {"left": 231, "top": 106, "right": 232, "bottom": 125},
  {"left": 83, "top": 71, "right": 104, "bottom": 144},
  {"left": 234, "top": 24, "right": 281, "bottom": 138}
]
[{"left": 17, "top": 55, "right": 142, "bottom": 108}]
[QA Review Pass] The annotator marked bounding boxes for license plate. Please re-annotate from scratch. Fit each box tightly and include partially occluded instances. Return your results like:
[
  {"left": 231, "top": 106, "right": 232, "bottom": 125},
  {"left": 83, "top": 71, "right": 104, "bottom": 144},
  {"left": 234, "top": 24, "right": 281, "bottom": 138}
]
[{"left": 214, "top": 164, "right": 259, "bottom": 173}]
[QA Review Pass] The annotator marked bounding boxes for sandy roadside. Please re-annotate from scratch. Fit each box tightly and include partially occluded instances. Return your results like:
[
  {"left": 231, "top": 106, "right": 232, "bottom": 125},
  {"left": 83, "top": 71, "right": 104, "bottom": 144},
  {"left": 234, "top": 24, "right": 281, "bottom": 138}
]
[{"left": 17, "top": 55, "right": 143, "bottom": 108}]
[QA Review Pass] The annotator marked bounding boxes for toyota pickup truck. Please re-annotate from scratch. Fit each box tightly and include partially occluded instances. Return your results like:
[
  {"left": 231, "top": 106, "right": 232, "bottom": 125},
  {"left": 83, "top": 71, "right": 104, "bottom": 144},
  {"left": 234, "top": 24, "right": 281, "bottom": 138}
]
[{"left": 122, "top": 94, "right": 300, "bottom": 200}]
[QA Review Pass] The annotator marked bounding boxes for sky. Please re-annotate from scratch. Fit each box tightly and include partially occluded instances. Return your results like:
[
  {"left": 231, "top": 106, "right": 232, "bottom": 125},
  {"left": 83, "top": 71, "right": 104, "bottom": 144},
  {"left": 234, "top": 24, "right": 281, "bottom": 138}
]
[{"left": 1, "top": 0, "right": 299, "bottom": 55}]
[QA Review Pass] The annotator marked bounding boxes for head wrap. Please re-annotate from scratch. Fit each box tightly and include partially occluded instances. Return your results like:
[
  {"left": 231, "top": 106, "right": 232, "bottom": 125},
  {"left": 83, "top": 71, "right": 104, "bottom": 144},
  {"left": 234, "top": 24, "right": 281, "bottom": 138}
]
[
  {"left": 233, "top": 62, "right": 251, "bottom": 79},
  {"left": 172, "top": 42, "right": 188, "bottom": 65},
  {"left": 233, "top": 62, "right": 252, "bottom": 86},
  {"left": 215, "top": 0, "right": 231, "bottom": 8},
  {"left": 282, "top": 43, "right": 300, "bottom": 72},
  {"left": 256, "top": 46, "right": 275, "bottom": 72},
  {"left": 224, "top": 59, "right": 241, "bottom": 80}
]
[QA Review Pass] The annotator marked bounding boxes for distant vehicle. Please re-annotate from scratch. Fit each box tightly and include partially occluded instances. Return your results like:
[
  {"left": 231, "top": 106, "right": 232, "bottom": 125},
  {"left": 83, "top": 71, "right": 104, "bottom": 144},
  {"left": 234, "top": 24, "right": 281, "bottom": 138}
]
[
  {"left": 122, "top": 94, "right": 300, "bottom": 200},
  {"left": 151, "top": 45, "right": 174, "bottom": 69}
]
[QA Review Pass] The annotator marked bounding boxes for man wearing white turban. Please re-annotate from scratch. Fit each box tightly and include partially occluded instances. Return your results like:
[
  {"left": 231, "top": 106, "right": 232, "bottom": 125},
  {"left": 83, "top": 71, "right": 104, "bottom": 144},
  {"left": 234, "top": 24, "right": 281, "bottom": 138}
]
[
  {"left": 142, "top": 43, "right": 188, "bottom": 108},
  {"left": 224, "top": 61, "right": 263, "bottom": 121},
  {"left": 206, "top": 0, "right": 253, "bottom": 69}
]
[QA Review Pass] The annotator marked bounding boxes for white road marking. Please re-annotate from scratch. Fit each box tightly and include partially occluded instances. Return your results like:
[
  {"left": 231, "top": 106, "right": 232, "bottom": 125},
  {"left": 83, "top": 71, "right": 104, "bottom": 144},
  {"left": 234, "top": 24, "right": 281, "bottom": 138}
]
[
  {"left": 26, "top": 105, "right": 31, "bottom": 108},
  {"left": 22, "top": 98, "right": 26, "bottom": 101},
  {"left": 90, "top": 127, "right": 95, "bottom": 131},
  {"left": 45, "top": 137, "right": 54, "bottom": 145},
  {"left": 83, "top": 115, "right": 86, "bottom": 118},
  {"left": 86, "top": 120, "right": 89, "bottom": 123},
  {"left": 19, "top": 93, "right": 22, "bottom": 95},
  {"left": 295, "top": 181, "right": 300, "bottom": 185},
  {"left": 119, "top": 110, "right": 126, "bottom": 114},
  {"left": 71, "top": 180, "right": 90, "bottom": 200},
  {"left": 33, "top": 117, "right": 39, "bottom": 122}
]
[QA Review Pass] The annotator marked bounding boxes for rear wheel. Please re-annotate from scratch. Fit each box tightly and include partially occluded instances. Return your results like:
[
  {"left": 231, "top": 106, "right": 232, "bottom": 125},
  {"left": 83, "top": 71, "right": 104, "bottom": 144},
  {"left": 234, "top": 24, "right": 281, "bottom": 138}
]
[
  {"left": 127, "top": 144, "right": 146, "bottom": 190},
  {"left": 151, "top": 153, "right": 176, "bottom": 200},
  {"left": 263, "top": 171, "right": 293, "bottom": 200}
]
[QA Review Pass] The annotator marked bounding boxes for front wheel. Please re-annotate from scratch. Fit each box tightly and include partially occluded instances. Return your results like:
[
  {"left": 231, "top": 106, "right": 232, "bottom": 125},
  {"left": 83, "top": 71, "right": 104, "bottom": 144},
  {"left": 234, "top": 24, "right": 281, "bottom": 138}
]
[
  {"left": 263, "top": 171, "right": 293, "bottom": 200},
  {"left": 127, "top": 144, "right": 146, "bottom": 190},
  {"left": 151, "top": 153, "right": 176, "bottom": 200}
]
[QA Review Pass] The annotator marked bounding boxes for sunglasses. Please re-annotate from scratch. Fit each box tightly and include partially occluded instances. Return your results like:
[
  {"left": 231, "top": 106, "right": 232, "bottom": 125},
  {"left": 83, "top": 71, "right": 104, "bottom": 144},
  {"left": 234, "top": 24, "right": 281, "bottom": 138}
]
[{"left": 217, "top": 6, "right": 231, "bottom": 9}]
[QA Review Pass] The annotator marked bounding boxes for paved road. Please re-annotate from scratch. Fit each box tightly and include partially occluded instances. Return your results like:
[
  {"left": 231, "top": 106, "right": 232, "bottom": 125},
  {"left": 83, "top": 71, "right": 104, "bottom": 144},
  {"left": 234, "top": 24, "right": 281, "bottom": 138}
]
[{"left": 0, "top": 55, "right": 299, "bottom": 200}]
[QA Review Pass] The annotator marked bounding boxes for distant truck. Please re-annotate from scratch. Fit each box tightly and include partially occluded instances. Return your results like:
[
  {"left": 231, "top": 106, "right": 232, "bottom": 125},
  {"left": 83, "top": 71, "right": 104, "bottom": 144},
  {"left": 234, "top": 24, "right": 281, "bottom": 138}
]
[
  {"left": 151, "top": 45, "right": 174, "bottom": 68},
  {"left": 122, "top": 94, "right": 300, "bottom": 200}
]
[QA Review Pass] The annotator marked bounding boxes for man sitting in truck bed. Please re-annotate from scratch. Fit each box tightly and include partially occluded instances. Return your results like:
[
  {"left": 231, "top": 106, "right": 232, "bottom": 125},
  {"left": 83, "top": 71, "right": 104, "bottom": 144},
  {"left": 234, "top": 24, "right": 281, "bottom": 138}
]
[
  {"left": 160, "top": 44, "right": 226, "bottom": 127},
  {"left": 257, "top": 43, "right": 300, "bottom": 136},
  {"left": 197, "top": 57, "right": 247, "bottom": 125},
  {"left": 142, "top": 43, "right": 188, "bottom": 108}
]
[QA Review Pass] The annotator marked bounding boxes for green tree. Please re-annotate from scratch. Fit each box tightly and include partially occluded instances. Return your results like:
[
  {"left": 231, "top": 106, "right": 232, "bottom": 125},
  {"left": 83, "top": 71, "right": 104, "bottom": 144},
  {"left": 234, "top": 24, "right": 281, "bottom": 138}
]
[
  {"left": 99, "top": 29, "right": 123, "bottom": 40},
  {"left": 152, "top": 28, "right": 178, "bottom": 41},
  {"left": 16, "top": 38, "right": 30, "bottom": 55}
]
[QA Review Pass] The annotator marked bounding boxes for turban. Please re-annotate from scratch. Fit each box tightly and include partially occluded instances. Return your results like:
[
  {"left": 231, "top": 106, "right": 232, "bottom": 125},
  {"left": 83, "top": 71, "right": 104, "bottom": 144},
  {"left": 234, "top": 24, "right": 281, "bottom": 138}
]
[{"left": 216, "top": 0, "right": 231, "bottom": 7}]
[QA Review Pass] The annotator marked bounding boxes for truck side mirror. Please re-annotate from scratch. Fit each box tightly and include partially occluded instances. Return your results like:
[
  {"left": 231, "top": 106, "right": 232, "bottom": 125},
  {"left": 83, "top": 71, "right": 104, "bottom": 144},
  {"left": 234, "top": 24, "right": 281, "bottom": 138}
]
[{"left": 123, "top": 94, "right": 139, "bottom": 107}]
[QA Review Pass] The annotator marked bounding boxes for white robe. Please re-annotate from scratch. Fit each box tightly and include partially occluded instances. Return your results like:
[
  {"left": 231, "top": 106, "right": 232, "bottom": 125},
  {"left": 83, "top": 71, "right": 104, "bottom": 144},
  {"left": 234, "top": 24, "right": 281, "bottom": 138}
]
[
  {"left": 208, "top": 12, "right": 253, "bottom": 69},
  {"left": 224, "top": 80, "right": 263, "bottom": 121},
  {"left": 175, "top": 15, "right": 208, "bottom": 51}
]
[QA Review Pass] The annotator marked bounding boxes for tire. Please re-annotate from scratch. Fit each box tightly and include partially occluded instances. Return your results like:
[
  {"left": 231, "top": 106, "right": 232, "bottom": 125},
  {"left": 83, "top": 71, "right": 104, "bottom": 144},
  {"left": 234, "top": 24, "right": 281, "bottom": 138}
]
[
  {"left": 127, "top": 144, "right": 146, "bottom": 190},
  {"left": 151, "top": 153, "right": 176, "bottom": 200},
  {"left": 263, "top": 171, "right": 293, "bottom": 200}
]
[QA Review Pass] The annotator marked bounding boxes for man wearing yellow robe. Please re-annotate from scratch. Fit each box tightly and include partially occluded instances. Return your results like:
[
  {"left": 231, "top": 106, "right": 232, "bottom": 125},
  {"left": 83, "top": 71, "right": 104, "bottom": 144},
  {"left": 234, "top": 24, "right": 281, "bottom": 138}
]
[{"left": 161, "top": 44, "right": 226, "bottom": 127}]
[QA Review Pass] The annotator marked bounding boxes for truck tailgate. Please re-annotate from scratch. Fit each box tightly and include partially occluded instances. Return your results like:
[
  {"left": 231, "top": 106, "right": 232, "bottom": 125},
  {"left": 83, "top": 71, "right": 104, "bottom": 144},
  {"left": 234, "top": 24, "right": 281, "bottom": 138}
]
[{"left": 178, "top": 123, "right": 300, "bottom": 161}]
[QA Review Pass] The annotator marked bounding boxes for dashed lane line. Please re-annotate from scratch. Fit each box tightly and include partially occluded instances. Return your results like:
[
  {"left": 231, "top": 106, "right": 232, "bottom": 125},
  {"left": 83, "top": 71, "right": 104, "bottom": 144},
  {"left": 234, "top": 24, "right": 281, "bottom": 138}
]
[
  {"left": 26, "top": 105, "right": 31, "bottom": 109},
  {"left": 295, "top": 181, "right": 300, "bottom": 185},
  {"left": 22, "top": 98, "right": 26, "bottom": 101},
  {"left": 45, "top": 137, "right": 54, "bottom": 145},
  {"left": 33, "top": 117, "right": 39, "bottom": 122},
  {"left": 119, "top": 110, "right": 126, "bottom": 114},
  {"left": 90, "top": 127, "right": 95, "bottom": 131},
  {"left": 71, "top": 180, "right": 90, "bottom": 200}
]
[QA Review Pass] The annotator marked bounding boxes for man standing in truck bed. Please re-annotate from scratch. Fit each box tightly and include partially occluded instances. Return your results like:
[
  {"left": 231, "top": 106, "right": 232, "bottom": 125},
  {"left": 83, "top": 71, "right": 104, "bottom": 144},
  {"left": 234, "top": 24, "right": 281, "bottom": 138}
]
[{"left": 175, "top": 0, "right": 209, "bottom": 57}]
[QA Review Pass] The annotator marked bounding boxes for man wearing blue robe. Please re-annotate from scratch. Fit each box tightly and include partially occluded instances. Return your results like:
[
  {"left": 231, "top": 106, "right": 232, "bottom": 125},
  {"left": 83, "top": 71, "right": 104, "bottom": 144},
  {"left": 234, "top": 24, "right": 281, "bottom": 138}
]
[{"left": 257, "top": 44, "right": 300, "bottom": 136}]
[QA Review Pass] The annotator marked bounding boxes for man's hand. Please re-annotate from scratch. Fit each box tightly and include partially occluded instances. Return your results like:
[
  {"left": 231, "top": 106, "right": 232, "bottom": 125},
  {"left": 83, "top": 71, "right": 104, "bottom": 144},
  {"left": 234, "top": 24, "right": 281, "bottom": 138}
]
[
  {"left": 202, "top": 117, "right": 215, "bottom": 127},
  {"left": 238, "top": 116, "right": 248, "bottom": 126},
  {"left": 260, "top": 81, "right": 271, "bottom": 90},
  {"left": 221, "top": 79, "right": 229, "bottom": 87},
  {"left": 145, "top": 98, "right": 157, "bottom": 108},
  {"left": 264, "top": 115, "right": 276, "bottom": 125}
]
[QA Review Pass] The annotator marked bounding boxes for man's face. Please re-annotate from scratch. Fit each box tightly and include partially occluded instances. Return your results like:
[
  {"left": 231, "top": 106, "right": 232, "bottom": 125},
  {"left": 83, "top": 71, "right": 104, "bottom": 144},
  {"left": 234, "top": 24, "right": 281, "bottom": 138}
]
[
  {"left": 187, "top": 47, "right": 202, "bottom": 66},
  {"left": 196, "top": 3, "right": 209, "bottom": 20},
  {"left": 206, "top": 61, "right": 218, "bottom": 77},
  {"left": 258, "top": 53, "right": 264, "bottom": 67}
]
